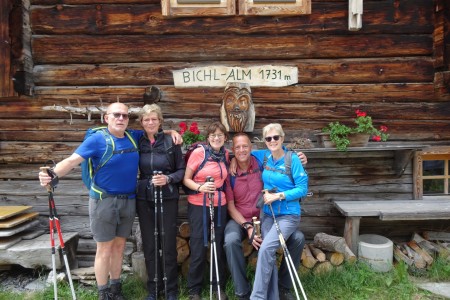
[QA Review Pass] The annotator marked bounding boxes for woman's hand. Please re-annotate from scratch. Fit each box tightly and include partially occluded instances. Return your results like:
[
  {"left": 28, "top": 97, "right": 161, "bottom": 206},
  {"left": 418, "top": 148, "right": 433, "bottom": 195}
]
[
  {"left": 152, "top": 173, "right": 167, "bottom": 186},
  {"left": 263, "top": 192, "right": 282, "bottom": 205},
  {"left": 200, "top": 181, "right": 216, "bottom": 193},
  {"left": 229, "top": 157, "right": 237, "bottom": 176}
]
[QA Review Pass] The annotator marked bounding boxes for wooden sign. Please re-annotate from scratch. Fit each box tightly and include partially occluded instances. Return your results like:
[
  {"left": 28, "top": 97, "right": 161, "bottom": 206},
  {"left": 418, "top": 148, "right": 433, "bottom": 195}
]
[{"left": 173, "top": 65, "right": 298, "bottom": 87}]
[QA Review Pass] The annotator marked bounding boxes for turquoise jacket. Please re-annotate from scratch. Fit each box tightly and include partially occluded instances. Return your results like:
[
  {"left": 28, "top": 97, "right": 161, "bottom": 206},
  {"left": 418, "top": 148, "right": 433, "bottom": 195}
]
[{"left": 252, "top": 148, "right": 308, "bottom": 217}]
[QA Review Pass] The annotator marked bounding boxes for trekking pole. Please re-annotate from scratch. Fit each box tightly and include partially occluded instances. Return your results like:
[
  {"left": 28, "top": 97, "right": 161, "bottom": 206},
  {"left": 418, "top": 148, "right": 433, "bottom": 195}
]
[
  {"left": 40, "top": 166, "right": 77, "bottom": 300},
  {"left": 153, "top": 170, "right": 159, "bottom": 299},
  {"left": 262, "top": 189, "right": 308, "bottom": 300},
  {"left": 206, "top": 176, "right": 221, "bottom": 300},
  {"left": 157, "top": 171, "right": 168, "bottom": 299}
]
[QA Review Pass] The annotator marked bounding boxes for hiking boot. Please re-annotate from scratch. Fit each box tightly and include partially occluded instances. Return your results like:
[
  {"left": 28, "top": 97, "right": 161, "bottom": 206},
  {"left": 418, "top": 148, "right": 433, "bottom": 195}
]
[
  {"left": 110, "top": 282, "right": 126, "bottom": 300},
  {"left": 98, "top": 288, "right": 113, "bottom": 300},
  {"left": 144, "top": 294, "right": 157, "bottom": 300},
  {"left": 188, "top": 294, "right": 201, "bottom": 300},
  {"left": 237, "top": 291, "right": 250, "bottom": 300},
  {"left": 279, "top": 287, "right": 296, "bottom": 300},
  {"left": 212, "top": 290, "right": 228, "bottom": 300},
  {"left": 167, "top": 291, "right": 178, "bottom": 300}
]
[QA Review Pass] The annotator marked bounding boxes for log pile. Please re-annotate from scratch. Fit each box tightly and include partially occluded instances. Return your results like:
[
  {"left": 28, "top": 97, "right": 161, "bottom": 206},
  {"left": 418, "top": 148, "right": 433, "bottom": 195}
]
[
  {"left": 299, "top": 233, "right": 356, "bottom": 274},
  {"left": 393, "top": 232, "right": 450, "bottom": 271}
]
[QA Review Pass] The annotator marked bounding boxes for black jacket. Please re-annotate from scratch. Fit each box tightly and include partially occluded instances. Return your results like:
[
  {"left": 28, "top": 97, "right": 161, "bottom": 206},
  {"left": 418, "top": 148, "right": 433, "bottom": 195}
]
[{"left": 136, "top": 130, "right": 186, "bottom": 201}]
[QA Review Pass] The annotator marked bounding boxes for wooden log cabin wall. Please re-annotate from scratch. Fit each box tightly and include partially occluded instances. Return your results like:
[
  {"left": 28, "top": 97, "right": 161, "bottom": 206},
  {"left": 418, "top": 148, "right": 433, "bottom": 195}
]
[{"left": 1, "top": 0, "right": 449, "bottom": 267}]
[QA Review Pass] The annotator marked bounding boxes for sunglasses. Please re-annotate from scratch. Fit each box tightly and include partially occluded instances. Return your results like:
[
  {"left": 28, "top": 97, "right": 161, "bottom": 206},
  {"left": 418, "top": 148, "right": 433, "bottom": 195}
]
[
  {"left": 264, "top": 135, "right": 281, "bottom": 142},
  {"left": 108, "top": 113, "right": 129, "bottom": 119}
]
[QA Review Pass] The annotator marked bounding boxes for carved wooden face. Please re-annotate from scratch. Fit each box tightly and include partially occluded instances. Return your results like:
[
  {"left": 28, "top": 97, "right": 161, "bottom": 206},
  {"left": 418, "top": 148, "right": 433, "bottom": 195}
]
[{"left": 223, "top": 86, "right": 252, "bottom": 132}]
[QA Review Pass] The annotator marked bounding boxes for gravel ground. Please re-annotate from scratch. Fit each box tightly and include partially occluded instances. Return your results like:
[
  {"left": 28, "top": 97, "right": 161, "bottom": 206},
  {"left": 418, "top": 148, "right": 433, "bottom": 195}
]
[{"left": 0, "top": 265, "right": 48, "bottom": 293}]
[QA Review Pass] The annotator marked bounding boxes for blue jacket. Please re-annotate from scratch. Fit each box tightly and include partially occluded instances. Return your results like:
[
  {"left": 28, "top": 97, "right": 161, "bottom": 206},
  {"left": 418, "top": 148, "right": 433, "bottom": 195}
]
[{"left": 252, "top": 148, "right": 308, "bottom": 217}]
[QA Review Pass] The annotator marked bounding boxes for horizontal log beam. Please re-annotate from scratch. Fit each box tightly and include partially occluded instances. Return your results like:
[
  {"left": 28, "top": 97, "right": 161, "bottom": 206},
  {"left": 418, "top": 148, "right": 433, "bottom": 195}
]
[
  {"left": 30, "top": 1, "right": 433, "bottom": 35},
  {"left": 32, "top": 34, "right": 432, "bottom": 64},
  {"left": 33, "top": 57, "right": 434, "bottom": 86}
]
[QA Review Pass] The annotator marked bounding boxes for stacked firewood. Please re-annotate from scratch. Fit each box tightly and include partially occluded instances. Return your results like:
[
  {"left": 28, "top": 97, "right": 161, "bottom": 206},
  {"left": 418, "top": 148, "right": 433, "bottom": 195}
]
[
  {"left": 393, "top": 231, "right": 450, "bottom": 271},
  {"left": 300, "top": 233, "right": 356, "bottom": 275}
]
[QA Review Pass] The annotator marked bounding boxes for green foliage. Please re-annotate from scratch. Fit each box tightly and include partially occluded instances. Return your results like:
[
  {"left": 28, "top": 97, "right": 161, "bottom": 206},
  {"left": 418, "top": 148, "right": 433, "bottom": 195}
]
[
  {"left": 1, "top": 259, "right": 449, "bottom": 300},
  {"left": 178, "top": 121, "right": 205, "bottom": 148}
]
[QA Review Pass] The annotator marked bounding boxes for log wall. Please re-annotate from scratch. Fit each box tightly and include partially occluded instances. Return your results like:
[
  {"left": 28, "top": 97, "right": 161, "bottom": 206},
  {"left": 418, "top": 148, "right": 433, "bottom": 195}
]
[{"left": 1, "top": 0, "right": 449, "bottom": 264}]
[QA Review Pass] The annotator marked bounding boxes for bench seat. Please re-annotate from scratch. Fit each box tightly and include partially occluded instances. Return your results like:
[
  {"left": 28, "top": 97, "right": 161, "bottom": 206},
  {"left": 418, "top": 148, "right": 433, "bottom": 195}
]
[{"left": 333, "top": 199, "right": 450, "bottom": 254}]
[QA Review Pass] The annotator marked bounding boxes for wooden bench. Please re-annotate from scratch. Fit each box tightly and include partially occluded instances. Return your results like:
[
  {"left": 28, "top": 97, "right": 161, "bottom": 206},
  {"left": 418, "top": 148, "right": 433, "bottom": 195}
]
[{"left": 333, "top": 198, "right": 450, "bottom": 254}]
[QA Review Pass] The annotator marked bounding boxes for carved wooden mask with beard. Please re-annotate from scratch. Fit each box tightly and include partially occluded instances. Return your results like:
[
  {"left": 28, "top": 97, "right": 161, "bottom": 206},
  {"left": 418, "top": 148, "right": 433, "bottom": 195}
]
[{"left": 220, "top": 82, "right": 255, "bottom": 133}]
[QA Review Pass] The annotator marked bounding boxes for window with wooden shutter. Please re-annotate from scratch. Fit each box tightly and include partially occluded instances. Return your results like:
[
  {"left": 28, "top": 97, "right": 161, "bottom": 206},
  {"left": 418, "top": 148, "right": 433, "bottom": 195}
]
[
  {"left": 161, "top": 0, "right": 235, "bottom": 17},
  {"left": 238, "top": 0, "right": 311, "bottom": 16}
]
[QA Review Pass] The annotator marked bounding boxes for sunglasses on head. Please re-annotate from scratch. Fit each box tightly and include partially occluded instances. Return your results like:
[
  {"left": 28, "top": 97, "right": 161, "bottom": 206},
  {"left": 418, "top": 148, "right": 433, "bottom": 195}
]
[
  {"left": 265, "top": 135, "right": 281, "bottom": 142},
  {"left": 108, "top": 113, "right": 129, "bottom": 119}
]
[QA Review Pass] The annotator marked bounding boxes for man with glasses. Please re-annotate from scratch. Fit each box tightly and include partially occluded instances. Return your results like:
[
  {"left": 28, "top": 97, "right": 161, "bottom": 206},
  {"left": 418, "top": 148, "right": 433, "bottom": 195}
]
[
  {"left": 224, "top": 133, "right": 306, "bottom": 300},
  {"left": 39, "top": 102, "right": 182, "bottom": 300}
]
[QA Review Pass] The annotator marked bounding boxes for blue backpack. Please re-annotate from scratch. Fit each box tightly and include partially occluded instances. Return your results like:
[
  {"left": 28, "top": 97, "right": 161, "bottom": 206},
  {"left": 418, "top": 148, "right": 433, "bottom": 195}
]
[{"left": 81, "top": 126, "right": 138, "bottom": 190}]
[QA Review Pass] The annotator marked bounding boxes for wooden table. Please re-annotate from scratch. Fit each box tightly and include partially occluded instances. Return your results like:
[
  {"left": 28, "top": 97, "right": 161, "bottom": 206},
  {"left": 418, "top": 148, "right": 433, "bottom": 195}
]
[{"left": 333, "top": 198, "right": 450, "bottom": 254}]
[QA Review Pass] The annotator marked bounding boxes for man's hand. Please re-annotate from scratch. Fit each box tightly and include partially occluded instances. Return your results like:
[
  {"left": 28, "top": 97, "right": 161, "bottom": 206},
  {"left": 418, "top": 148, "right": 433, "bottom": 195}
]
[
  {"left": 250, "top": 230, "right": 262, "bottom": 250},
  {"left": 165, "top": 129, "right": 183, "bottom": 145},
  {"left": 297, "top": 151, "right": 307, "bottom": 165},
  {"left": 39, "top": 170, "right": 52, "bottom": 187}
]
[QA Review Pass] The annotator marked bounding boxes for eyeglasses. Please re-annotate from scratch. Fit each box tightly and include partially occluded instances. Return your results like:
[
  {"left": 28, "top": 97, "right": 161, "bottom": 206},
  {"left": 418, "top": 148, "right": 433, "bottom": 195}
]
[
  {"left": 209, "top": 134, "right": 225, "bottom": 139},
  {"left": 264, "top": 135, "right": 281, "bottom": 142},
  {"left": 108, "top": 113, "right": 129, "bottom": 119}
]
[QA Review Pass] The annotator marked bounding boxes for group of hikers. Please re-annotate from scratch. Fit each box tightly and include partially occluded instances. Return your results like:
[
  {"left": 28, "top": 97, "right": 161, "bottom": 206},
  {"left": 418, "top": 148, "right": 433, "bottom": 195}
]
[{"left": 38, "top": 102, "right": 309, "bottom": 300}]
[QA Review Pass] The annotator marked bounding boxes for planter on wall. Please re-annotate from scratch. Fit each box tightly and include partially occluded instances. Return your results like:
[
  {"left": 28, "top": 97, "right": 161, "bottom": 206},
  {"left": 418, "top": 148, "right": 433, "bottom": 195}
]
[{"left": 316, "top": 133, "right": 370, "bottom": 148}]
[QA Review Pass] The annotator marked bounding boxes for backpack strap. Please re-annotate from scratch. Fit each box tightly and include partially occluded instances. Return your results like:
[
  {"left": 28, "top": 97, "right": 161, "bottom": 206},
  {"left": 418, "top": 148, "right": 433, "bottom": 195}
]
[
  {"left": 262, "top": 151, "right": 295, "bottom": 185},
  {"left": 285, "top": 150, "right": 295, "bottom": 184},
  {"left": 90, "top": 129, "right": 138, "bottom": 199},
  {"left": 163, "top": 134, "right": 176, "bottom": 170}
]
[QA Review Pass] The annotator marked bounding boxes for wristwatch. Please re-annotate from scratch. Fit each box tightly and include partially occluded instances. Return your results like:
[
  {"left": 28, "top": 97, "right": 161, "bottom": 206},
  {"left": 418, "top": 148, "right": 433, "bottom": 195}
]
[{"left": 166, "top": 175, "right": 173, "bottom": 184}]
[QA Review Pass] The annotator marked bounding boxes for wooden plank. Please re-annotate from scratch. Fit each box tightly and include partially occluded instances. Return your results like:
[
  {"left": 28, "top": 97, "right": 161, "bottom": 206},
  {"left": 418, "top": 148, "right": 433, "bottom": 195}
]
[
  {"left": 334, "top": 199, "right": 450, "bottom": 218},
  {"left": 0, "top": 219, "right": 40, "bottom": 237},
  {"left": 0, "top": 0, "right": 13, "bottom": 97},
  {"left": 0, "top": 206, "right": 32, "bottom": 220},
  {"left": 31, "top": 34, "right": 432, "bottom": 64},
  {"left": 32, "top": 57, "right": 435, "bottom": 86},
  {"left": 0, "top": 212, "right": 40, "bottom": 228}
]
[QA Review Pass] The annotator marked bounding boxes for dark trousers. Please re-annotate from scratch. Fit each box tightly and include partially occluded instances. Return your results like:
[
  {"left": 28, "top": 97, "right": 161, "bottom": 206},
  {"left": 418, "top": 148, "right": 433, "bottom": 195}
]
[
  {"left": 136, "top": 197, "right": 179, "bottom": 296},
  {"left": 187, "top": 203, "right": 228, "bottom": 295}
]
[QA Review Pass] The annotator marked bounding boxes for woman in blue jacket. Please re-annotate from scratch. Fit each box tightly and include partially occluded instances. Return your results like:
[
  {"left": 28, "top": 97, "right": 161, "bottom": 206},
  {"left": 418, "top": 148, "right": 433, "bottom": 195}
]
[{"left": 250, "top": 123, "right": 308, "bottom": 300}]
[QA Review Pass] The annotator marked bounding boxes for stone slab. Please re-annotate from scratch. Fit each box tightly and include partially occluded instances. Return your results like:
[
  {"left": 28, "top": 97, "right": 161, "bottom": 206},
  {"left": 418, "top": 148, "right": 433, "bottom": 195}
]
[
  {"left": 0, "top": 219, "right": 40, "bottom": 237},
  {"left": 416, "top": 282, "right": 450, "bottom": 299},
  {"left": 0, "top": 206, "right": 32, "bottom": 220},
  {"left": 0, "top": 235, "right": 22, "bottom": 250},
  {"left": 0, "top": 232, "right": 79, "bottom": 269},
  {"left": 0, "top": 212, "right": 39, "bottom": 228}
]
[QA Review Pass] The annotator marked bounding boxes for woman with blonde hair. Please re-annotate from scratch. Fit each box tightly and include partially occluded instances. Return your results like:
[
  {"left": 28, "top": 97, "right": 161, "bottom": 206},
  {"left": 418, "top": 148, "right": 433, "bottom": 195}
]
[
  {"left": 136, "top": 104, "right": 185, "bottom": 300},
  {"left": 250, "top": 123, "right": 308, "bottom": 300}
]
